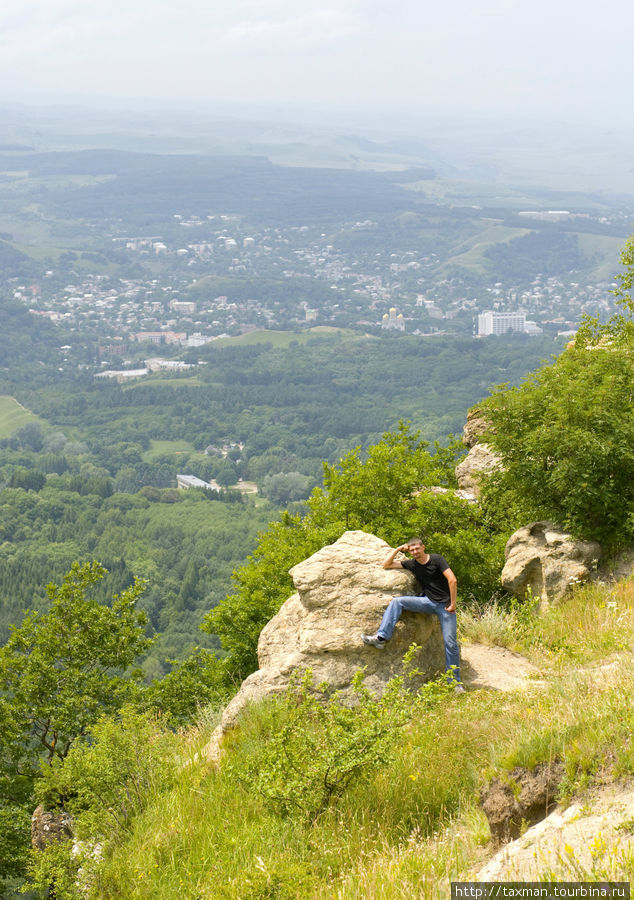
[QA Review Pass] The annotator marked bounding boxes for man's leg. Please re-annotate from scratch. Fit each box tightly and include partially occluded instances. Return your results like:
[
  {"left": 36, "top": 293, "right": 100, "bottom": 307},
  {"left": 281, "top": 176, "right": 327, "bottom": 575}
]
[
  {"left": 376, "top": 595, "right": 437, "bottom": 641},
  {"left": 437, "top": 606, "right": 461, "bottom": 683}
]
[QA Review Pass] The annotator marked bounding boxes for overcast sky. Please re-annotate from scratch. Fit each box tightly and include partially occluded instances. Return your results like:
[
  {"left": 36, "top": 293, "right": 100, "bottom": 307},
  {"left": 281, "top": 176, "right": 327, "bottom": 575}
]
[{"left": 2, "top": 0, "right": 633, "bottom": 126}]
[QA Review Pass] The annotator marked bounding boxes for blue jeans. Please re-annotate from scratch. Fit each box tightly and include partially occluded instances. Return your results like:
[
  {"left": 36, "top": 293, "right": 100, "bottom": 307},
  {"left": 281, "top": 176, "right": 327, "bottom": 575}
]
[{"left": 377, "top": 595, "right": 461, "bottom": 683}]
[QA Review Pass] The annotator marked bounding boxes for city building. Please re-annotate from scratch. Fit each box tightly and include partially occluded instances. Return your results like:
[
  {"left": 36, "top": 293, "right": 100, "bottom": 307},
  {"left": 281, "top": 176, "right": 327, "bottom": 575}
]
[
  {"left": 478, "top": 311, "right": 527, "bottom": 336},
  {"left": 381, "top": 307, "right": 405, "bottom": 331},
  {"left": 176, "top": 474, "right": 220, "bottom": 492}
]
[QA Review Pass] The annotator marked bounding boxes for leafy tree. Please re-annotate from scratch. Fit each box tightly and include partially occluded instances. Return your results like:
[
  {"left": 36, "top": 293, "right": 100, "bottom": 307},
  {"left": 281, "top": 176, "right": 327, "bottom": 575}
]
[
  {"left": 12, "top": 423, "right": 44, "bottom": 452},
  {"left": 8, "top": 466, "right": 46, "bottom": 492},
  {"left": 145, "top": 647, "right": 230, "bottom": 723},
  {"left": 215, "top": 458, "right": 238, "bottom": 487},
  {"left": 0, "top": 562, "right": 151, "bottom": 774},
  {"left": 310, "top": 422, "right": 462, "bottom": 537},
  {"left": 261, "top": 471, "right": 314, "bottom": 505},
  {"left": 0, "top": 562, "right": 151, "bottom": 887},
  {"left": 481, "top": 237, "right": 634, "bottom": 548}
]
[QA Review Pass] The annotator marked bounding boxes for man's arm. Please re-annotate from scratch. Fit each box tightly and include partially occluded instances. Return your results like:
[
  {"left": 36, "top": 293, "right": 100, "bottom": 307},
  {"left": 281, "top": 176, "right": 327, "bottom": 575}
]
[
  {"left": 382, "top": 545, "right": 409, "bottom": 569},
  {"left": 443, "top": 567, "right": 458, "bottom": 613}
]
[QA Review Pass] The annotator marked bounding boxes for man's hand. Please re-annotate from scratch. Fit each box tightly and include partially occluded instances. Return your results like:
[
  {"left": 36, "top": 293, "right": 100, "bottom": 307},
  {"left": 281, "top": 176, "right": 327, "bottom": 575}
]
[
  {"left": 443, "top": 567, "right": 458, "bottom": 613},
  {"left": 382, "top": 545, "right": 408, "bottom": 569}
]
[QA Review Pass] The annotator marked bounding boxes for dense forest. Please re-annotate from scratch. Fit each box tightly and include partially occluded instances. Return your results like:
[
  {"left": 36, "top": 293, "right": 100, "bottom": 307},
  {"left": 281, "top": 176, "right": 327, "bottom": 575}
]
[{"left": 0, "top": 291, "right": 564, "bottom": 675}]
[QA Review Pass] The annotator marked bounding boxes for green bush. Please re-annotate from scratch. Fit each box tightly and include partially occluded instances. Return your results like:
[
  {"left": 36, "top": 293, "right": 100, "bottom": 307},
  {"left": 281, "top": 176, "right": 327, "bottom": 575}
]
[
  {"left": 225, "top": 651, "right": 451, "bottom": 824},
  {"left": 36, "top": 706, "right": 178, "bottom": 841}
]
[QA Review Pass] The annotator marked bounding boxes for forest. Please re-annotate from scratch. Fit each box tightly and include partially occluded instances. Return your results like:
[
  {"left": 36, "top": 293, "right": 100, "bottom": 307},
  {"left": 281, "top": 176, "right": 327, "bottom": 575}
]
[{"left": 0, "top": 290, "right": 564, "bottom": 676}]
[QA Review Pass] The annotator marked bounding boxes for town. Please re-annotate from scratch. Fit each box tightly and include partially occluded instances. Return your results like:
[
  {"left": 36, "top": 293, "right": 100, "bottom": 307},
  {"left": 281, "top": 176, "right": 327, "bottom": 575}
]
[{"left": 9, "top": 207, "right": 623, "bottom": 370}]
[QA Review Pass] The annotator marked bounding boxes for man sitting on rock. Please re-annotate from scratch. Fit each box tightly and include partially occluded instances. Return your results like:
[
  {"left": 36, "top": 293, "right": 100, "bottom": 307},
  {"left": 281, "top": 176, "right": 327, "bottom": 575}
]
[{"left": 362, "top": 538, "right": 464, "bottom": 691}]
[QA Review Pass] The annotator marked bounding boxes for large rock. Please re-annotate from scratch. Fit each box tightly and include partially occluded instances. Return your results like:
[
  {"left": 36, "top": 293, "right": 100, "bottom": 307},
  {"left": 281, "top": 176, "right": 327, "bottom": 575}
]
[
  {"left": 501, "top": 521, "right": 601, "bottom": 606},
  {"left": 203, "top": 531, "right": 445, "bottom": 760},
  {"left": 455, "top": 442, "right": 502, "bottom": 496},
  {"left": 462, "top": 407, "right": 491, "bottom": 448}
]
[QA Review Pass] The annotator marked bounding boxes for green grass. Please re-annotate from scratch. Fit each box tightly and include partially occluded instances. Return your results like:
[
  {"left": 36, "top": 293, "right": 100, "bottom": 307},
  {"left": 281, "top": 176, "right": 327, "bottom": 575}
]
[
  {"left": 576, "top": 233, "right": 624, "bottom": 280},
  {"left": 442, "top": 225, "right": 532, "bottom": 274},
  {"left": 211, "top": 327, "right": 358, "bottom": 348},
  {"left": 0, "top": 395, "right": 42, "bottom": 438},
  {"left": 67, "top": 578, "right": 634, "bottom": 899},
  {"left": 141, "top": 439, "right": 198, "bottom": 462},
  {"left": 138, "top": 375, "right": 203, "bottom": 388}
]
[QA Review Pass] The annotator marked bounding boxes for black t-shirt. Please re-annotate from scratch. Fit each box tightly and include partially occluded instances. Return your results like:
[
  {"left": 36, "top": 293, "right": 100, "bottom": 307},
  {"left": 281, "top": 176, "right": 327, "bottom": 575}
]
[{"left": 401, "top": 554, "right": 451, "bottom": 603}]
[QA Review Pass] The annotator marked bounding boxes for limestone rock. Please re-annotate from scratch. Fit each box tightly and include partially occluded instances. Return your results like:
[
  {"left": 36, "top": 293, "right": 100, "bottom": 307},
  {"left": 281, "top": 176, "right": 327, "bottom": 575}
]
[
  {"left": 204, "top": 531, "right": 445, "bottom": 760},
  {"left": 501, "top": 521, "right": 601, "bottom": 606},
  {"left": 455, "top": 442, "right": 502, "bottom": 496},
  {"left": 462, "top": 407, "right": 491, "bottom": 448},
  {"left": 31, "top": 805, "right": 73, "bottom": 851}
]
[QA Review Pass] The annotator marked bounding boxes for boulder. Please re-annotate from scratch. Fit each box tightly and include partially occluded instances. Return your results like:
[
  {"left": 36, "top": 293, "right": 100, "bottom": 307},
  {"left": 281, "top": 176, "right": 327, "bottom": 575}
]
[
  {"left": 31, "top": 805, "right": 73, "bottom": 851},
  {"left": 455, "top": 442, "right": 502, "bottom": 496},
  {"left": 203, "top": 531, "right": 445, "bottom": 761},
  {"left": 501, "top": 521, "right": 601, "bottom": 606}
]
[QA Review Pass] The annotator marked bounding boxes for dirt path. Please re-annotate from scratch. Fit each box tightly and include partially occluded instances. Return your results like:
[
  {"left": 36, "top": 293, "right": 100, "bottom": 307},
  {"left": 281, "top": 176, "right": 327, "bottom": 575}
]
[{"left": 461, "top": 642, "right": 542, "bottom": 691}]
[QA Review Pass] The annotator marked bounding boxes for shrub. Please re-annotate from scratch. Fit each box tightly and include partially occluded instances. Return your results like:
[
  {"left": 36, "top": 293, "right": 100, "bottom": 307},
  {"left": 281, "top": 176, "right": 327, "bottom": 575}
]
[{"left": 225, "top": 650, "right": 451, "bottom": 824}]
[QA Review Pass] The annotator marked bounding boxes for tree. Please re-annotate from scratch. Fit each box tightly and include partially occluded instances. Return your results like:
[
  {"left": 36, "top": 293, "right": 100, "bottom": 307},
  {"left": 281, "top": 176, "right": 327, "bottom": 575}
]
[
  {"left": 0, "top": 562, "right": 151, "bottom": 773},
  {"left": 9, "top": 467, "right": 46, "bottom": 492},
  {"left": 481, "top": 235, "right": 634, "bottom": 547},
  {"left": 261, "top": 471, "right": 314, "bottom": 505},
  {"left": 0, "top": 562, "right": 151, "bottom": 887},
  {"left": 215, "top": 458, "right": 238, "bottom": 487},
  {"left": 12, "top": 423, "right": 44, "bottom": 452}
]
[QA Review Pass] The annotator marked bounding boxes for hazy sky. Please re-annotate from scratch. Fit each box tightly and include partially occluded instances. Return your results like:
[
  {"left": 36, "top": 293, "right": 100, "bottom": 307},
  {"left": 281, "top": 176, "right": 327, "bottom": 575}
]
[{"left": 2, "top": 0, "right": 633, "bottom": 124}]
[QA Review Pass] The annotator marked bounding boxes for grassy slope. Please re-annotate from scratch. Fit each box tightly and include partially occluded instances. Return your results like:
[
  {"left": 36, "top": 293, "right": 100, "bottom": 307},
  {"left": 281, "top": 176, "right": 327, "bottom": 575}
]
[
  {"left": 92, "top": 576, "right": 634, "bottom": 898},
  {"left": 442, "top": 225, "right": 533, "bottom": 275},
  {"left": 0, "top": 395, "right": 42, "bottom": 438}
]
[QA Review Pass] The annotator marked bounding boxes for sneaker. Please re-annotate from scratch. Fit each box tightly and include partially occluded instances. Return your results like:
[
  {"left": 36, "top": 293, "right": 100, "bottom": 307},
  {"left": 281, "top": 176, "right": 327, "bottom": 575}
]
[
  {"left": 361, "top": 633, "right": 386, "bottom": 649},
  {"left": 454, "top": 684, "right": 466, "bottom": 694}
]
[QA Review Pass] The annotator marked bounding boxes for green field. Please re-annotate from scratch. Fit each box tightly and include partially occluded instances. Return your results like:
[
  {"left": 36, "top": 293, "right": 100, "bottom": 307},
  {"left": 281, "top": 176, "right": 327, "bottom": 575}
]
[
  {"left": 142, "top": 439, "right": 199, "bottom": 463},
  {"left": 576, "top": 233, "right": 624, "bottom": 280},
  {"left": 0, "top": 396, "right": 42, "bottom": 439},
  {"left": 213, "top": 327, "right": 358, "bottom": 348}
]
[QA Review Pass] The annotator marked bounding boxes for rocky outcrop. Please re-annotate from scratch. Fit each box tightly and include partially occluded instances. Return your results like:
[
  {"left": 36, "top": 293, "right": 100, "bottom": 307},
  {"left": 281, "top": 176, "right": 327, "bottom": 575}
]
[
  {"left": 31, "top": 805, "right": 73, "bottom": 851},
  {"left": 480, "top": 762, "right": 564, "bottom": 846},
  {"left": 455, "top": 443, "right": 502, "bottom": 496},
  {"left": 462, "top": 407, "right": 490, "bottom": 448},
  {"left": 203, "top": 531, "right": 445, "bottom": 761},
  {"left": 501, "top": 521, "right": 601, "bottom": 606},
  {"left": 454, "top": 407, "right": 501, "bottom": 497}
]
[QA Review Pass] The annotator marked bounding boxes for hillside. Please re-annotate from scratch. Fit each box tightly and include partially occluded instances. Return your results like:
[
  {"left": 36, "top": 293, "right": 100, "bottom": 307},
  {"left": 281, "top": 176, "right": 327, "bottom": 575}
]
[{"left": 30, "top": 568, "right": 633, "bottom": 899}]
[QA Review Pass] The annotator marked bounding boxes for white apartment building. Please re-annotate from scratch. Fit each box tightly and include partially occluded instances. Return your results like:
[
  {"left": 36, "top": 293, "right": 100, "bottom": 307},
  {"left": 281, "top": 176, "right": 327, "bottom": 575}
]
[{"left": 478, "top": 311, "right": 527, "bottom": 336}]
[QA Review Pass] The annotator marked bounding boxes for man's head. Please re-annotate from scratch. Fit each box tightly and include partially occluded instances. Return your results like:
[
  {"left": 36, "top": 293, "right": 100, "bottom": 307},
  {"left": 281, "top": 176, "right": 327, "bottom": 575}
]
[{"left": 406, "top": 537, "right": 426, "bottom": 559}]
